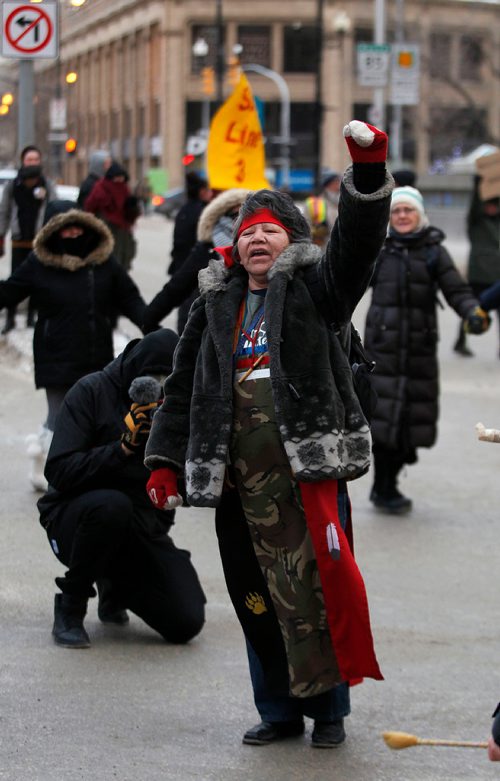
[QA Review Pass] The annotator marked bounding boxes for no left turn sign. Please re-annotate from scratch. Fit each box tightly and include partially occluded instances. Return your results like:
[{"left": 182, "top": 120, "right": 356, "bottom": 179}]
[{"left": 1, "top": 1, "right": 59, "bottom": 59}]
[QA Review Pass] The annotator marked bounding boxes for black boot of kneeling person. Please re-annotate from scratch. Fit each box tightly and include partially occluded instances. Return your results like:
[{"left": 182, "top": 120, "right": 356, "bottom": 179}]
[
  {"left": 52, "top": 593, "right": 91, "bottom": 648},
  {"left": 242, "top": 720, "right": 305, "bottom": 745}
]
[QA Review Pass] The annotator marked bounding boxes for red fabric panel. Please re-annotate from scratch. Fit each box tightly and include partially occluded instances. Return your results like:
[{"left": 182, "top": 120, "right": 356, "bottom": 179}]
[{"left": 299, "top": 479, "right": 383, "bottom": 684}]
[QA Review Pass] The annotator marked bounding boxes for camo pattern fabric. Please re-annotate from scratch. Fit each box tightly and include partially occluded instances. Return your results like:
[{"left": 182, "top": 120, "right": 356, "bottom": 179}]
[{"left": 230, "top": 375, "right": 342, "bottom": 697}]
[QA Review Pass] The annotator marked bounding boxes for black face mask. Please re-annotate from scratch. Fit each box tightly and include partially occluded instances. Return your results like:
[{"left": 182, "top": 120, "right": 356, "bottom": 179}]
[{"left": 51, "top": 228, "right": 99, "bottom": 258}]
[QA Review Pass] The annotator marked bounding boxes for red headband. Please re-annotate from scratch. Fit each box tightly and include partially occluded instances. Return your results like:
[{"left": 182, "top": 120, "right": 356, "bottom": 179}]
[{"left": 236, "top": 209, "right": 291, "bottom": 238}]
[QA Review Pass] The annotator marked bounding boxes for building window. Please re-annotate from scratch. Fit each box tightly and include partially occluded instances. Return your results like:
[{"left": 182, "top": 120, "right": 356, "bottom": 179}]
[
  {"left": 459, "top": 35, "right": 484, "bottom": 81},
  {"left": 283, "top": 25, "right": 317, "bottom": 73},
  {"left": 430, "top": 33, "right": 451, "bottom": 79},
  {"left": 191, "top": 24, "right": 225, "bottom": 73},
  {"left": 430, "top": 105, "right": 487, "bottom": 164},
  {"left": 237, "top": 25, "right": 271, "bottom": 68}
]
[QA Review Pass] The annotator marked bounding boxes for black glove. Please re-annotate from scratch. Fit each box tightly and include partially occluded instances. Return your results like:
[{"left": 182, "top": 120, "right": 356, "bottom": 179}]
[
  {"left": 121, "top": 400, "right": 160, "bottom": 452},
  {"left": 465, "top": 306, "right": 490, "bottom": 334}
]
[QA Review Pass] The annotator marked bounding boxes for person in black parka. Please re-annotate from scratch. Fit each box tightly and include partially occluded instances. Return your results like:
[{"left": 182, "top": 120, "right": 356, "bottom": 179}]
[
  {"left": 37, "top": 329, "right": 206, "bottom": 649},
  {"left": 364, "top": 186, "right": 489, "bottom": 514},
  {"left": 453, "top": 176, "right": 500, "bottom": 357},
  {"left": 142, "top": 188, "right": 249, "bottom": 334},
  {"left": 0, "top": 199, "right": 147, "bottom": 491}
]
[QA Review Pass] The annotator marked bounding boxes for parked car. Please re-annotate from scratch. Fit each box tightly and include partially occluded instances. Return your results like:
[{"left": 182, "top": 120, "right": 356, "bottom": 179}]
[
  {"left": 152, "top": 187, "right": 186, "bottom": 219},
  {"left": 55, "top": 183, "right": 79, "bottom": 202}
]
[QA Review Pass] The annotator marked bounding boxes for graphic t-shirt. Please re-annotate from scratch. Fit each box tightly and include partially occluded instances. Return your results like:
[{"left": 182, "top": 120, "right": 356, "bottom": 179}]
[{"left": 233, "top": 289, "right": 269, "bottom": 381}]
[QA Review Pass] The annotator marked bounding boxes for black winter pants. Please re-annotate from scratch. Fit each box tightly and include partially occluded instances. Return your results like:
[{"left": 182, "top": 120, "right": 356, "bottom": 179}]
[{"left": 46, "top": 489, "right": 206, "bottom": 643}]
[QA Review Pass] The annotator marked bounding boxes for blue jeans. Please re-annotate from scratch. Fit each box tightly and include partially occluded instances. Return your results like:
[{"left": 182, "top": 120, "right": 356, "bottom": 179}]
[{"left": 246, "top": 640, "right": 350, "bottom": 722}]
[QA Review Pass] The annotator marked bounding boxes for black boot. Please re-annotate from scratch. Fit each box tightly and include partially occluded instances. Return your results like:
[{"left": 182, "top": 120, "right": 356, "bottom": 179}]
[
  {"left": 96, "top": 578, "right": 129, "bottom": 625},
  {"left": 1, "top": 308, "right": 16, "bottom": 335},
  {"left": 52, "top": 593, "right": 91, "bottom": 648},
  {"left": 453, "top": 323, "right": 474, "bottom": 357},
  {"left": 370, "top": 451, "right": 412, "bottom": 515}
]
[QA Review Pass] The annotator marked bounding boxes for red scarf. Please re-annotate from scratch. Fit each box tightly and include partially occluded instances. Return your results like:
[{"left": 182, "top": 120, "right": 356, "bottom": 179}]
[{"left": 299, "top": 480, "right": 383, "bottom": 685}]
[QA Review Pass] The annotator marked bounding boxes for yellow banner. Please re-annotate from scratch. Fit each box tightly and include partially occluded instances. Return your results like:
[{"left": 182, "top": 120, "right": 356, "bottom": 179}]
[{"left": 207, "top": 73, "right": 270, "bottom": 191}]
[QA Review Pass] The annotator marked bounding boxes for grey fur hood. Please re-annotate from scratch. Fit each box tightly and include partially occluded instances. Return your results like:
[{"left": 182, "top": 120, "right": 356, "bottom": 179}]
[
  {"left": 198, "top": 241, "right": 322, "bottom": 296},
  {"left": 34, "top": 209, "right": 114, "bottom": 271},
  {"left": 197, "top": 188, "right": 250, "bottom": 243}
]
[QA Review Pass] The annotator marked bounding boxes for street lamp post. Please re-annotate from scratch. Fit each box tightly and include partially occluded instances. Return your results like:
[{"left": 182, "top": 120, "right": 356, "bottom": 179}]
[
  {"left": 192, "top": 37, "right": 211, "bottom": 135},
  {"left": 242, "top": 63, "right": 291, "bottom": 190}
]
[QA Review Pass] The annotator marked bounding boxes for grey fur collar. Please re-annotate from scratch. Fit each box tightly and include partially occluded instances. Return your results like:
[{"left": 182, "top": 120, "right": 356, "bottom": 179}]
[
  {"left": 197, "top": 188, "right": 250, "bottom": 242},
  {"left": 198, "top": 241, "right": 322, "bottom": 295},
  {"left": 34, "top": 209, "right": 114, "bottom": 271}
]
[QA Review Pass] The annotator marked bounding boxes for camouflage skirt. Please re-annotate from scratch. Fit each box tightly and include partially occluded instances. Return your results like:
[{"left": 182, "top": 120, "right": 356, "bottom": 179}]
[{"left": 229, "top": 376, "right": 342, "bottom": 697}]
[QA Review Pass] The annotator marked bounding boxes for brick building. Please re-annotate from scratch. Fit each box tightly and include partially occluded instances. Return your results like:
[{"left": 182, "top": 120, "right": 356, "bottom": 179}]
[{"left": 27, "top": 0, "right": 500, "bottom": 190}]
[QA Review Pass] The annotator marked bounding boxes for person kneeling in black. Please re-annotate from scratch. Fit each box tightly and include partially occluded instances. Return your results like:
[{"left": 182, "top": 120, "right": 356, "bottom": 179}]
[{"left": 37, "top": 329, "right": 206, "bottom": 648}]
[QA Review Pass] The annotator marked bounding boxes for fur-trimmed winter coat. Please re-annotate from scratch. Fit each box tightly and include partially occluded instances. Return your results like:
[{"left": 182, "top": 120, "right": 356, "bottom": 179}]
[
  {"left": 364, "top": 226, "right": 480, "bottom": 451},
  {"left": 0, "top": 209, "right": 146, "bottom": 388},
  {"left": 143, "top": 189, "right": 250, "bottom": 332},
  {"left": 145, "top": 169, "right": 393, "bottom": 506}
]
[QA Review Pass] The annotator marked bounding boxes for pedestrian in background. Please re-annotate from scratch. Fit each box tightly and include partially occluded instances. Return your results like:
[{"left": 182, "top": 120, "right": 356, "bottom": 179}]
[
  {"left": 0, "top": 145, "right": 56, "bottom": 333},
  {"left": 303, "top": 171, "right": 341, "bottom": 248},
  {"left": 144, "top": 121, "right": 391, "bottom": 749},
  {"left": 364, "top": 186, "right": 489, "bottom": 514},
  {"left": 76, "top": 149, "right": 112, "bottom": 208},
  {"left": 488, "top": 704, "right": 500, "bottom": 761},
  {"left": 453, "top": 176, "right": 500, "bottom": 357},
  {"left": 84, "top": 161, "right": 141, "bottom": 271},
  {"left": 142, "top": 188, "right": 248, "bottom": 335},
  {"left": 392, "top": 169, "right": 417, "bottom": 188},
  {"left": 38, "top": 329, "right": 205, "bottom": 649},
  {"left": 0, "top": 200, "right": 146, "bottom": 491},
  {"left": 166, "top": 171, "right": 212, "bottom": 333}
]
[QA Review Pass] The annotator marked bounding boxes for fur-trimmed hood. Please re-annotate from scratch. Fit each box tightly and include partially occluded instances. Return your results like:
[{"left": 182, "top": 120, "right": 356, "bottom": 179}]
[
  {"left": 198, "top": 241, "right": 322, "bottom": 296},
  {"left": 34, "top": 209, "right": 114, "bottom": 271},
  {"left": 197, "top": 188, "right": 250, "bottom": 242}
]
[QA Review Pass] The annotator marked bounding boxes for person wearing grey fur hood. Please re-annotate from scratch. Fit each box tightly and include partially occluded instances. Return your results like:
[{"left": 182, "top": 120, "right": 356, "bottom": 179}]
[
  {"left": 0, "top": 199, "right": 146, "bottom": 491},
  {"left": 145, "top": 121, "right": 392, "bottom": 748},
  {"left": 142, "top": 188, "right": 249, "bottom": 334}
]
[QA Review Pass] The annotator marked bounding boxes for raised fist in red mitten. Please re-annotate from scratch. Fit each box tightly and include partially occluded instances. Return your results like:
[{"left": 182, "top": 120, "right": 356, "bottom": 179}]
[
  {"left": 343, "top": 120, "right": 388, "bottom": 163},
  {"left": 147, "top": 467, "right": 183, "bottom": 510}
]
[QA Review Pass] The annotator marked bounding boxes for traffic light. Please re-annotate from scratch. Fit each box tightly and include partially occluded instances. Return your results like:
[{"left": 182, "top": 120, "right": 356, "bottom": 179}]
[
  {"left": 65, "top": 137, "right": 78, "bottom": 156},
  {"left": 227, "top": 56, "right": 240, "bottom": 88},
  {"left": 201, "top": 66, "right": 215, "bottom": 97}
]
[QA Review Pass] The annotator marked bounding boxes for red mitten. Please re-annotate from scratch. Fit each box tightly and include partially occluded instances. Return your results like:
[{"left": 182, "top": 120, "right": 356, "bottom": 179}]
[
  {"left": 147, "top": 467, "right": 183, "bottom": 509},
  {"left": 343, "top": 120, "right": 388, "bottom": 163}
]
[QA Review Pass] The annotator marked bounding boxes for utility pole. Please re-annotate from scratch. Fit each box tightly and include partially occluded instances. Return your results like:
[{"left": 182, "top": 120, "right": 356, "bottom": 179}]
[
  {"left": 18, "top": 60, "right": 35, "bottom": 151},
  {"left": 390, "top": 0, "right": 405, "bottom": 165},
  {"left": 372, "top": 0, "right": 386, "bottom": 130},
  {"left": 313, "top": 0, "right": 324, "bottom": 191}
]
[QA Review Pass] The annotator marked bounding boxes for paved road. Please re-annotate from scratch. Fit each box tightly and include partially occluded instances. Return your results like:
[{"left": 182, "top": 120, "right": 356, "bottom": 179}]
[{"left": 1, "top": 215, "right": 499, "bottom": 780}]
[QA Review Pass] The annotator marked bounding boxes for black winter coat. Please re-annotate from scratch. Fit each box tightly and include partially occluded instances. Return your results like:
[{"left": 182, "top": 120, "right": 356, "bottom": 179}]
[
  {"left": 364, "top": 226, "right": 480, "bottom": 452},
  {"left": 143, "top": 188, "right": 249, "bottom": 332},
  {"left": 168, "top": 199, "right": 205, "bottom": 275},
  {"left": 145, "top": 168, "right": 394, "bottom": 505},
  {"left": 0, "top": 209, "right": 146, "bottom": 388},
  {"left": 38, "top": 329, "right": 179, "bottom": 533}
]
